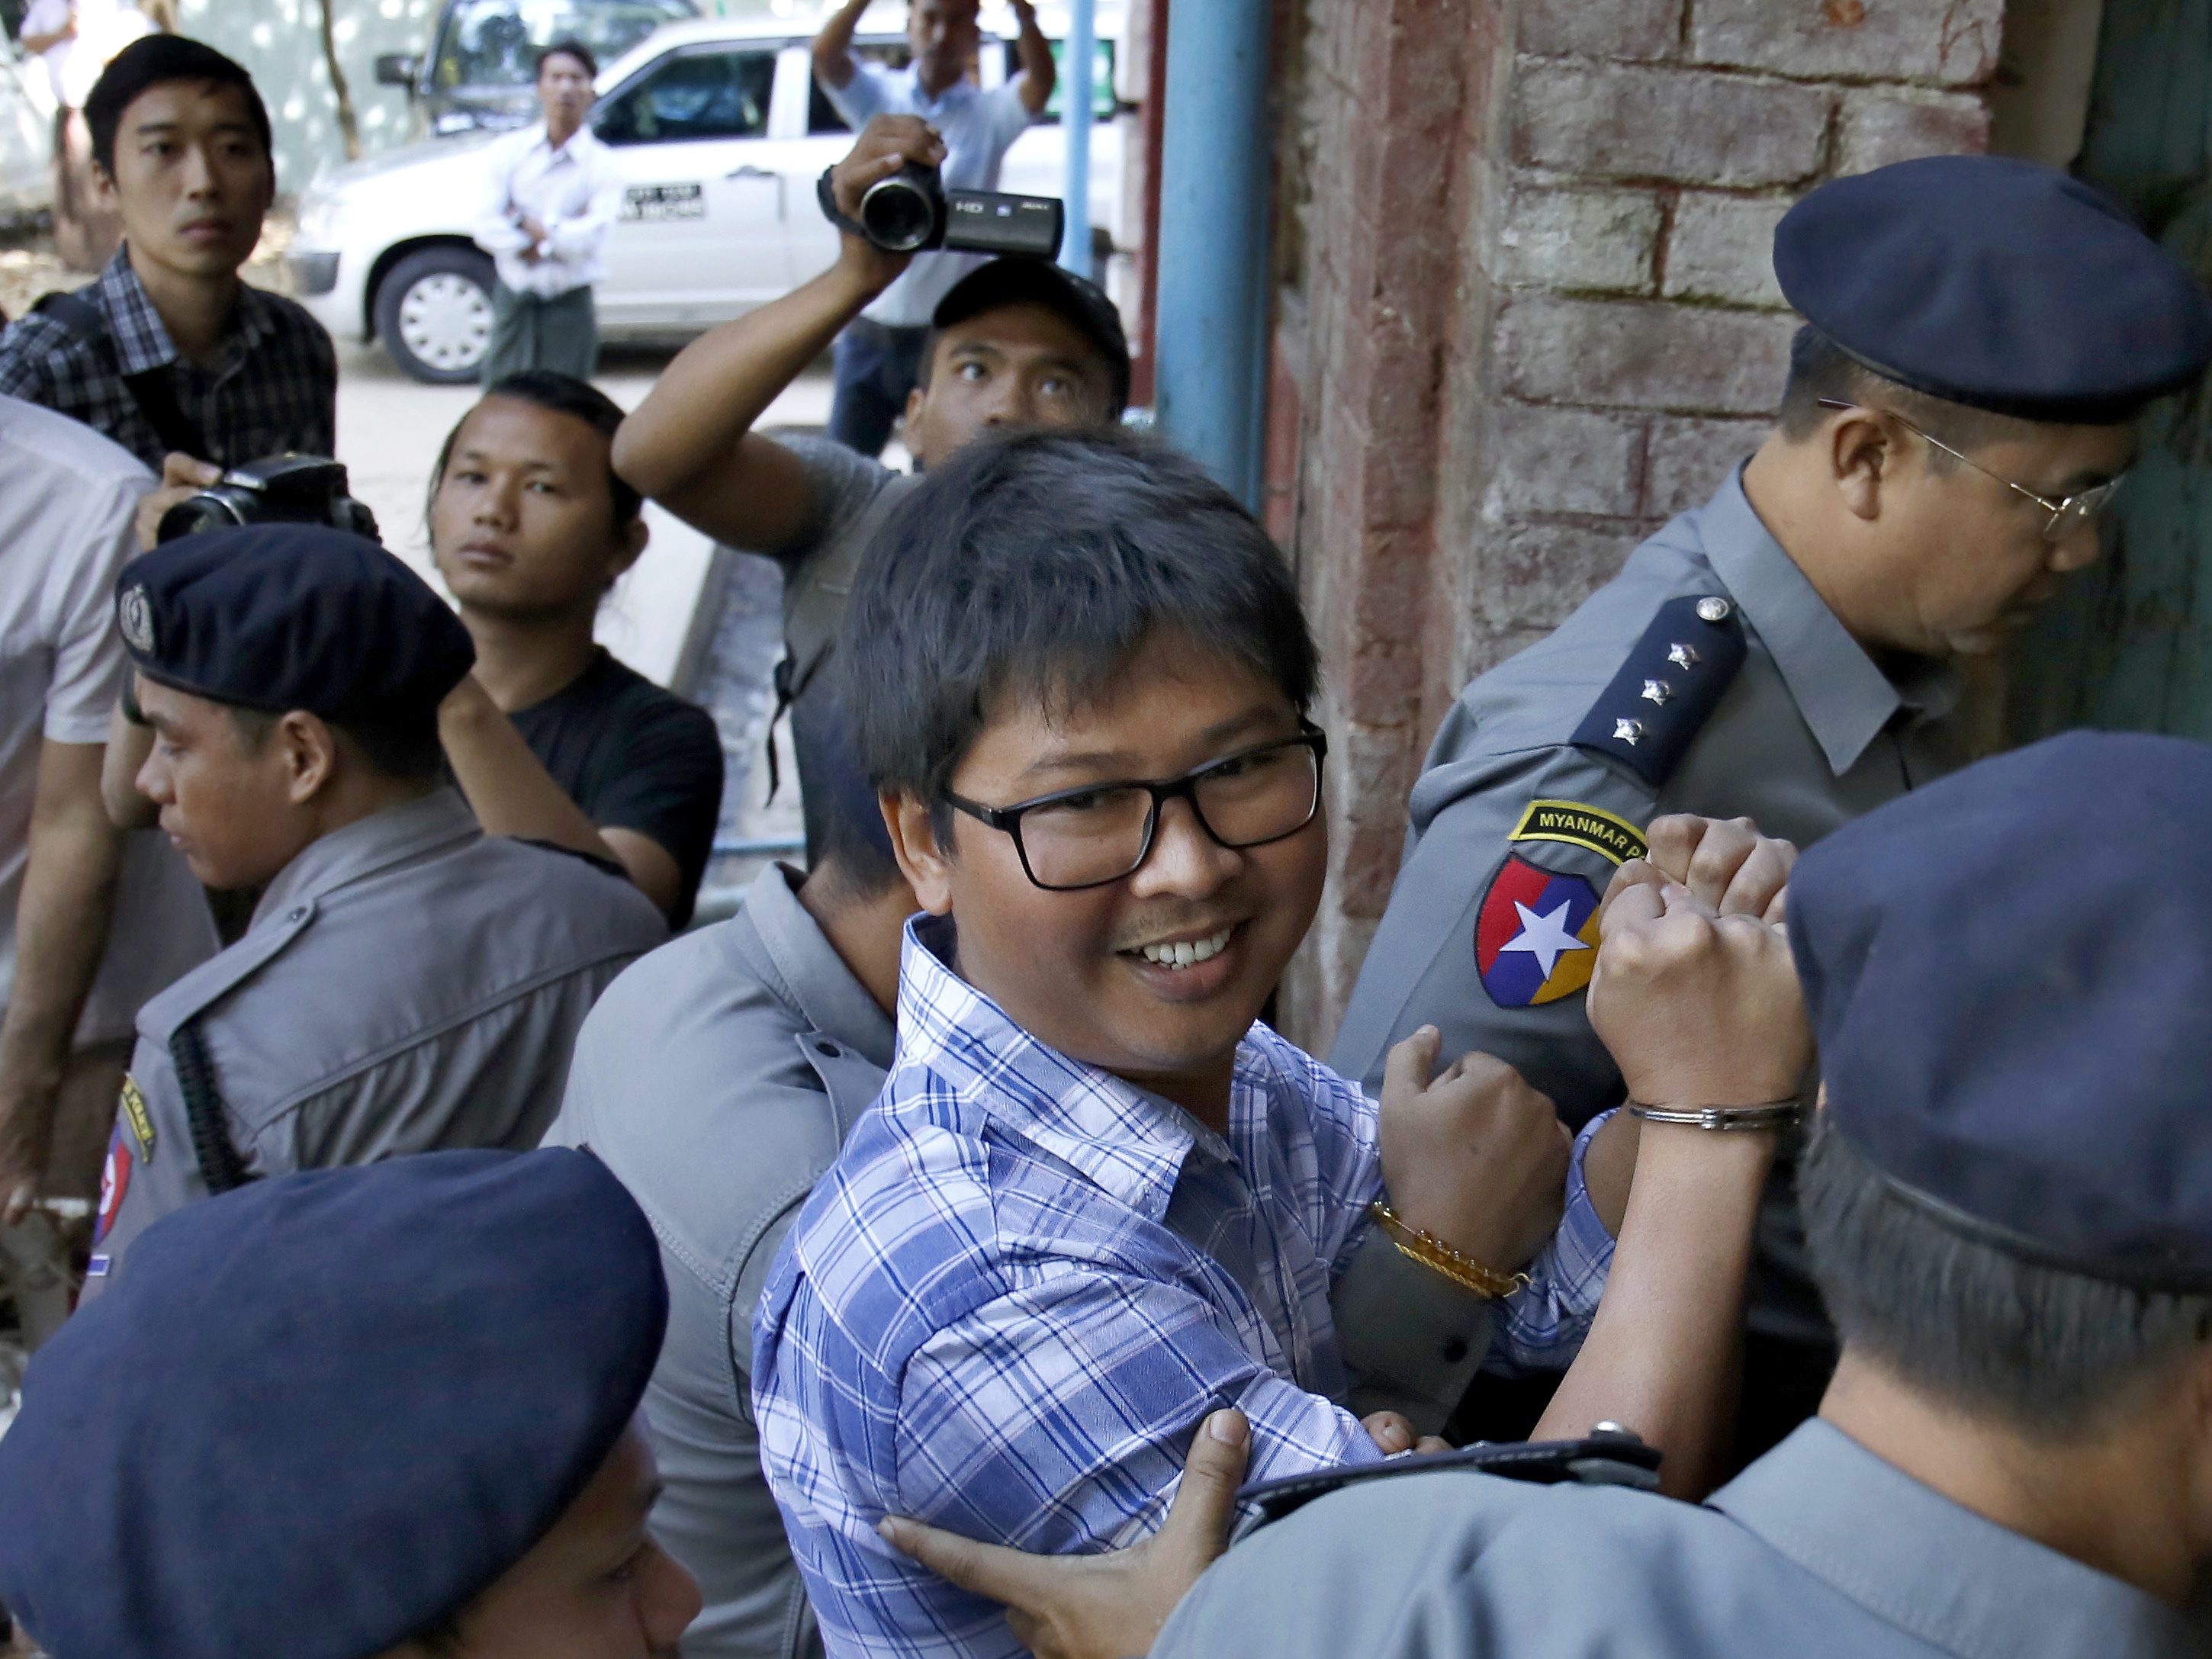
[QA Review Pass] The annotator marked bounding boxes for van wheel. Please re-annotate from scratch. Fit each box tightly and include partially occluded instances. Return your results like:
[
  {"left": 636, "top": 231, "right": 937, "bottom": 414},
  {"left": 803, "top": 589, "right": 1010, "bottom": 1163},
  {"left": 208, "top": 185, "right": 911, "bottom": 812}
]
[{"left": 375, "top": 246, "right": 497, "bottom": 383}]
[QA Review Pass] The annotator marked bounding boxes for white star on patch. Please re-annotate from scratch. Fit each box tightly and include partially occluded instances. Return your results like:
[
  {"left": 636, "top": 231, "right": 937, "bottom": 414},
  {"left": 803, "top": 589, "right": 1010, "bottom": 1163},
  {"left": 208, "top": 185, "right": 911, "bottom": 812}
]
[{"left": 1497, "top": 899, "right": 1591, "bottom": 980}]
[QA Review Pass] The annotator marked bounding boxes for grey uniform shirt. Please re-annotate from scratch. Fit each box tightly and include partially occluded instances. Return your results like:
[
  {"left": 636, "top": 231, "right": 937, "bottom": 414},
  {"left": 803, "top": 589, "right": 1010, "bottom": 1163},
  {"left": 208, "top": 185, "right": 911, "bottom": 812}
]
[
  {"left": 545, "top": 863, "right": 897, "bottom": 1659},
  {"left": 87, "top": 789, "right": 664, "bottom": 1288},
  {"left": 546, "top": 865, "right": 1509, "bottom": 1659},
  {"left": 1329, "top": 470, "right": 1966, "bottom": 1341},
  {"left": 746, "top": 438, "right": 918, "bottom": 855},
  {"left": 1155, "top": 1419, "right": 2210, "bottom": 1659}
]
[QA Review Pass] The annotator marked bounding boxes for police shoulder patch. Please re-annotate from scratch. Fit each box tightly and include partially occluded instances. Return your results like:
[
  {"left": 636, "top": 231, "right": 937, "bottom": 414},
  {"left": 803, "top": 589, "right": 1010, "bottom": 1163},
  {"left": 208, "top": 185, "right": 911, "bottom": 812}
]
[
  {"left": 1570, "top": 594, "right": 1748, "bottom": 789},
  {"left": 119, "top": 1075, "right": 154, "bottom": 1160},
  {"left": 95, "top": 1126, "right": 132, "bottom": 1245},
  {"left": 1475, "top": 854, "right": 1603, "bottom": 1009},
  {"left": 1509, "top": 799, "right": 1648, "bottom": 867}
]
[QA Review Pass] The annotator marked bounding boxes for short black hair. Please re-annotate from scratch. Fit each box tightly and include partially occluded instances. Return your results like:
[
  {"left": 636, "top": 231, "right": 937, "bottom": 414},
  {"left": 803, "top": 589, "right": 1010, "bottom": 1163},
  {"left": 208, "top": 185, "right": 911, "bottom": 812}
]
[
  {"left": 1777, "top": 324, "right": 2044, "bottom": 459},
  {"left": 796, "top": 707, "right": 907, "bottom": 898},
  {"left": 837, "top": 428, "right": 1317, "bottom": 826},
  {"left": 86, "top": 34, "right": 272, "bottom": 178},
  {"left": 815, "top": 786, "right": 906, "bottom": 897},
  {"left": 428, "top": 371, "right": 643, "bottom": 531},
  {"left": 1801, "top": 1114, "right": 2212, "bottom": 1437},
  {"left": 537, "top": 38, "right": 598, "bottom": 79},
  {"left": 230, "top": 706, "right": 444, "bottom": 781}
]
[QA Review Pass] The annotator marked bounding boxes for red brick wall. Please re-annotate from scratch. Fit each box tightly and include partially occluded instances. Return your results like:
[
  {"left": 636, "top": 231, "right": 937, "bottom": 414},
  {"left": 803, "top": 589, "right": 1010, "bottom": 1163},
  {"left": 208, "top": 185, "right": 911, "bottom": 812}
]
[{"left": 1276, "top": 0, "right": 2005, "bottom": 1053}]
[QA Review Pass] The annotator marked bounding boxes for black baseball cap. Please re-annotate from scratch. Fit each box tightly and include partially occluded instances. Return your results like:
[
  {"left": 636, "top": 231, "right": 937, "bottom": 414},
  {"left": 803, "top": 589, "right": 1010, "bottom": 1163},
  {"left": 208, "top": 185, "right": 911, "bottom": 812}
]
[{"left": 931, "top": 259, "right": 1131, "bottom": 416}]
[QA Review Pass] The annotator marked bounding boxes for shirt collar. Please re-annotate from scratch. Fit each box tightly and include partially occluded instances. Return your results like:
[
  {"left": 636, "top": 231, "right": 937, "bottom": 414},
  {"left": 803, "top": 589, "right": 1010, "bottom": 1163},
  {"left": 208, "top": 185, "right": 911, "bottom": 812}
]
[
  {"left": 893, "top": 915, "right": 1223, "bottom": 1220},
  {"left": 528, "top": 121, "right": 595, "bottom": 162},
  {"left": 1710, "top": 1420, "right": 2207, "bottom": 1659},
  {"left": 98, "top": 245, "right": 282, "bottom": 375},
  {"left": 250, "top": 788, "right": 481, "bottom": 928},
  {"left": 1694, "top": 469, "right": 1958, "bottom": 776},
  {"left": 742, "top": 861, "right": 897, "bottom": 1072},
  {"left": 901, "top": 68, "right": 980, "bottom": 116}
]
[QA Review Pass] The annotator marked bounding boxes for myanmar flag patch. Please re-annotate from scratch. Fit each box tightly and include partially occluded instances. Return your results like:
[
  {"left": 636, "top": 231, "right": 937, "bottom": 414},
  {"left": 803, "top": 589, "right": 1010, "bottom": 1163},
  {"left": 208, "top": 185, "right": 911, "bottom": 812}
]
[
  {"left": 94, "top": 1126, "right": 131, "bottom": 1246},
  {"left": 1475, "top": 854, "right": 1603, "bottom": 1008}
]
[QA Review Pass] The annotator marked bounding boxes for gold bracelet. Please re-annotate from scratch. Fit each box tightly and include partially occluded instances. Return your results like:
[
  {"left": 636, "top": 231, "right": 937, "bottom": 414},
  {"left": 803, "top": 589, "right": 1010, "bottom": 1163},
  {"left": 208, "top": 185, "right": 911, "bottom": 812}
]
[{"left": 1368, "top": 1201, "right": 1529, "bottom": 1301}]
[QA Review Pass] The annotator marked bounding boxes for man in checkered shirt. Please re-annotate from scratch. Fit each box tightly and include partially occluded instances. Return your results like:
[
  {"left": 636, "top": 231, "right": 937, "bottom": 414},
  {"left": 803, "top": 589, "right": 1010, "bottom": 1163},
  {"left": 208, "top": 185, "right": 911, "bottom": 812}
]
[
  {"left": 750, "top": 430, "right": 1796, "bottom": 1659},
  {"left": 0, "top": 37, "right": 334, "bottom": 548}
]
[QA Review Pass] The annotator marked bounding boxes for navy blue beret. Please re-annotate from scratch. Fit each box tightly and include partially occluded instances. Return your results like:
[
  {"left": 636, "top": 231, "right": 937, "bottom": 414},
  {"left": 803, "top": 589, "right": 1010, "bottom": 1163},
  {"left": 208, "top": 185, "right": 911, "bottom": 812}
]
[
  {"left": 1775, "top": 155, "right": 2212, "bottom": 422},
  {"left": 1789, "top": 731, "right": 2212, "bottom": 1291},
  {"left": 115, "top": 523, "right": 475, "bottom": 721},
  {"left": 0, "top": 1149, "right": 667, "bottom": 1659}
]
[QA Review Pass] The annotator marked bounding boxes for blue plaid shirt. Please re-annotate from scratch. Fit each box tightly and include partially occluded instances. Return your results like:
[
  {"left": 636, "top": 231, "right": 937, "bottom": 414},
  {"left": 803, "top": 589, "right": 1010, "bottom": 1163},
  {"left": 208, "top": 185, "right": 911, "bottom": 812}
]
[
  {"left": 752, "top": 918, "right": 1616, "bottom": 1658},
  {"left": 0, "top": 248, "right": 336, "bottom": 471}
]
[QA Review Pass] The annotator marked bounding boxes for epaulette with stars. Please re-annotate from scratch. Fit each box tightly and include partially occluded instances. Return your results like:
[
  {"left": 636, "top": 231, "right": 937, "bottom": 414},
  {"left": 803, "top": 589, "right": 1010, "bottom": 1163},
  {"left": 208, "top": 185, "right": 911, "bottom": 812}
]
[{"left": 1569, "top": 595, "right": 1748, "bottom": 789}]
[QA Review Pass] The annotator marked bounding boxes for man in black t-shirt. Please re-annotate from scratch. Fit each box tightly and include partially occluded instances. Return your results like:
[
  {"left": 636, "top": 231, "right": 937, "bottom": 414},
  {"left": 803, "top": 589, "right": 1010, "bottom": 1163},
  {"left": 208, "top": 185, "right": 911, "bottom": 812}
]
[{"left": 432, "top": 371, "right": 724, "bottom": 925}]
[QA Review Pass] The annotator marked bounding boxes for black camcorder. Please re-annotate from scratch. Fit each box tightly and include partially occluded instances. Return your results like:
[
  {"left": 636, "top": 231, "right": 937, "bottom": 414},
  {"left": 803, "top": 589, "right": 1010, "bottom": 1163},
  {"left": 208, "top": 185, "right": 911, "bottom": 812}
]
[
  {"left": 817, "top": 163, "right": 1066, "bottom": 259},
  {"left": 157, "top": 454, "right": 382, "bottom": 545}
]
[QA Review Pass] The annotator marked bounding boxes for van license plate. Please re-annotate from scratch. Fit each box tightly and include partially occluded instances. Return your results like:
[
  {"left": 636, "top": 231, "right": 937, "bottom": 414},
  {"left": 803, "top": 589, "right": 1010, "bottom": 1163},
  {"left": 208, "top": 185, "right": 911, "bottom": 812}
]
[{"left": 622, "top": 183, "right": 704, "bottom": 221}]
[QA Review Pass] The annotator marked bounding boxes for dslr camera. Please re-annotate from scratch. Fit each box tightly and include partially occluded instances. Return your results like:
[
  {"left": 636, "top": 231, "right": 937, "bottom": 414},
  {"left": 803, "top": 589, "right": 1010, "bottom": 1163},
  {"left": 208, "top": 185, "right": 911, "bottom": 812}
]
[
  {"left": 157, "top": 454, "right": 382, "bottom": 545},
  {"left": 818, "top": 162, "right": 1066, "bottom": 259}
]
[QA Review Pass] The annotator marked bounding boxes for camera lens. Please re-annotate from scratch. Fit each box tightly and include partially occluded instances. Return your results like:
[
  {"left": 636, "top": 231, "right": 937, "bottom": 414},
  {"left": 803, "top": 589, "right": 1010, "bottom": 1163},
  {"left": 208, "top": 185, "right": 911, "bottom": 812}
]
[
  {"left": 154, "top": 492, "right": 249, "bottom": 545},
  {"left": 860, "top": 175, "right": 937, "bottom": 252}
]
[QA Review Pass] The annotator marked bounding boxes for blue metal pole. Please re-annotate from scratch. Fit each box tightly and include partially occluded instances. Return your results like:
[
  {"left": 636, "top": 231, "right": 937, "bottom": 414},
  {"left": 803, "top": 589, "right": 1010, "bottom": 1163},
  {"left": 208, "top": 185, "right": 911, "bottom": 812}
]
[
  {"left": 1058, "top": 0, "right": 1096, "bottom": 279},
  {"left": 1153, "top": 0, "right": 1270, "bottom": 509}
]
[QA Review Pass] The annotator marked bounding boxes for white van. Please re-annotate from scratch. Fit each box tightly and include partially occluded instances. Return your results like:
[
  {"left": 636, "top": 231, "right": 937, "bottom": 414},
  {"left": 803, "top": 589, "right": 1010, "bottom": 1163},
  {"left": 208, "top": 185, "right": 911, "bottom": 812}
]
[
  {"left": 0, "top": 34, "right": 53, "bottom": 220},
  {"left": 291, "top": 6, "right": 1123, "bottom": 382}
]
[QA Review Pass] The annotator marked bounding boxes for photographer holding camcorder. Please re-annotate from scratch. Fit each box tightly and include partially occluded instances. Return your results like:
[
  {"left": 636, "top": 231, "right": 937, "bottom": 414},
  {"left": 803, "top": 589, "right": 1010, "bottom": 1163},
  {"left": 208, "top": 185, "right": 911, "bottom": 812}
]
[
  {"left": 811, "top": 0, "right": 1056, "bottom": 456},
  {"left": 615, "top": 113, "right": 1129, "bottom": 864}
]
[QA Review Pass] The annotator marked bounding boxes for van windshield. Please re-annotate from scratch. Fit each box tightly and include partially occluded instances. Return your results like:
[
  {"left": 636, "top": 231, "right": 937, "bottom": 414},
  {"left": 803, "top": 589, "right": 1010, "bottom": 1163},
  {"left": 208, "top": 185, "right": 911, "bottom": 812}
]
[{"left": 430, "top": 0, "right": 699, "bottom": 92}]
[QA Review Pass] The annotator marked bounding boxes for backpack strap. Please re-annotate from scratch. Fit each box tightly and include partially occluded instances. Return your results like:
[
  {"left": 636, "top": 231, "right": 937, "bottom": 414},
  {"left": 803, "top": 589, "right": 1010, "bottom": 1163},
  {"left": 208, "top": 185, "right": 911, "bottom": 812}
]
[{"left": 32, "top": 286, "right": 214, "bottom": 461}]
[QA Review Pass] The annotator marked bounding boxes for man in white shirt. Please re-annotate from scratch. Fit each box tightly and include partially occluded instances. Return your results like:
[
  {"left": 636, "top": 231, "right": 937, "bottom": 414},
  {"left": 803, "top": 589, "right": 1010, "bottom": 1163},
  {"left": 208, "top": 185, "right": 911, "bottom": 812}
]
[
  {"left": 472, "top": 39, "right": 621, "bottom": 383},
  {"left": 811, "top": 0, "right": 1054, "bottom": 456},
  {"left": 0, "top": 393, "right": 216, "bottom": 1345},
  {"left": 20, "top": 0, "right": 79, "bottom": 109}
]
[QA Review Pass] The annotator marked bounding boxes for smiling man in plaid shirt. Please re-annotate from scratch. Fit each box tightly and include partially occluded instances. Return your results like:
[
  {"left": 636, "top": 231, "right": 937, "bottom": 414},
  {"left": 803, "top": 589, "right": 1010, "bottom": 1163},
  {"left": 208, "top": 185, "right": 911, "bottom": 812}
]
[{"left": 748, "top": 432, "right": 1791, "bottom": 1659}]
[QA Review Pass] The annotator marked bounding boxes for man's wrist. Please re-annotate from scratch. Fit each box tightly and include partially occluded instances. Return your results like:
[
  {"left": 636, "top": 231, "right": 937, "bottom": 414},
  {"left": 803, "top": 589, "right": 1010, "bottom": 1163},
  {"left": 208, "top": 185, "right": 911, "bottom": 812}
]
[
  {"left": 1625, "top": 1096, "right": 1804, "bottom": 1132},
  {"left": 1368, "top": 1201, "right": 1527, "bottom": 1301},
  {"left": 828, "top": 240, "right": 895, "bottom": 304},
  {"left": 0, "top": 1066, "right": 65, "bottom": 1167},
  {"left": 1634, "top": 1119, "right": 1779, "bottom": 1178}
]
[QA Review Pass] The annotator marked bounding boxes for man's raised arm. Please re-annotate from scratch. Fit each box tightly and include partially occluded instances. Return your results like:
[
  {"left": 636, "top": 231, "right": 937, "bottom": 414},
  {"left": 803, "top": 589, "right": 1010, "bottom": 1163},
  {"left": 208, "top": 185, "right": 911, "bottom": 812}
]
[
  {"left": 1009, "top": 0, "right": 1056, "bottom": 116},
  {"left": 1530, "top": 869, "right": 1810, "bottom": 1497},
  {"left": 608, "top": 116, "right": 942, "bottom": 553},
  {"left": 811, "top": 0, "right": 873, "bottom": 92}
]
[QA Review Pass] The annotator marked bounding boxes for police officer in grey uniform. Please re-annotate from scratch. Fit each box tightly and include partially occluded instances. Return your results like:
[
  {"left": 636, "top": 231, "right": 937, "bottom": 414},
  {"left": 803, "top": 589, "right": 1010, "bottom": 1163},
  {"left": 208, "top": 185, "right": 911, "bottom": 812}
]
[
  {"left": 84, "top": 523, "right": 665, "bottom": 1290},
  {"left": 0, "top": 1149, "right": 702, "bottom": 1656},
  {"left": 1329, "top": 155, "right": 2212, "bottom": 1445},
  {"left": 545, "top": 735, "right": 908, "bottom": 1659},
  {"left": 551, "top": 725, "right": 1539, "bottom": 1659},
  {"left": 873, "top": 733, "right": 2212, "bottom": 1659}
]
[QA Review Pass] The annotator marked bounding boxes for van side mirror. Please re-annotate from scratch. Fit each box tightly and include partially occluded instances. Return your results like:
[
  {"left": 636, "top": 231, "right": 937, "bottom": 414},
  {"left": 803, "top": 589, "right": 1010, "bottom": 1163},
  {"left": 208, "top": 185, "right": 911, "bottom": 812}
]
[{"left": 374, "top": 53, "right": 422, "bottom": 90}]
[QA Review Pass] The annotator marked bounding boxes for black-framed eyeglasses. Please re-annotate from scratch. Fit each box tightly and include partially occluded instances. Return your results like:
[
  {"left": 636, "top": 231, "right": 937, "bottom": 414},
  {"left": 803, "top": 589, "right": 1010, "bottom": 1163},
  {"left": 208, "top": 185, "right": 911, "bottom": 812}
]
[
  {"left": 944, "top": 727, "right": 1329, "bottom": 892},
  {"left": 1814, "top": 397, "right": 2126, "bottom": 543}
]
